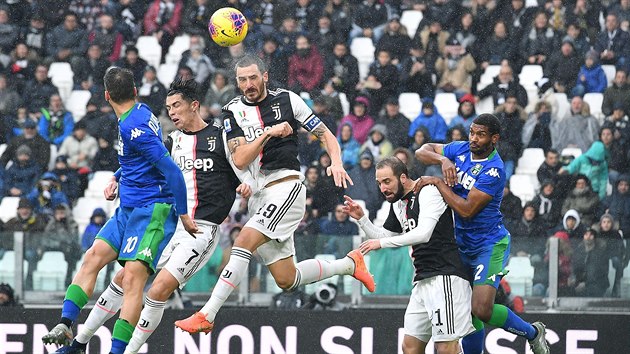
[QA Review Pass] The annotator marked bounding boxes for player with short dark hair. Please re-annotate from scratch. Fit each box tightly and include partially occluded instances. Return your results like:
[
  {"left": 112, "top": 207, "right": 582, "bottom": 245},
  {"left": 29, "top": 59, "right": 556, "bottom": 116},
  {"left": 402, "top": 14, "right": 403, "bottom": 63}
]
[
  {"left": 415, "top": 114, "right": 550, "bottom": 354},
  {"left": 175, "top": 54, "right": 375, "bottom": 333},
  {"left": 344, "top": 156, "right": 474, "bottom": 354},
  {"left": 43, "top": 67, "right": 195, "bottom": 354}
]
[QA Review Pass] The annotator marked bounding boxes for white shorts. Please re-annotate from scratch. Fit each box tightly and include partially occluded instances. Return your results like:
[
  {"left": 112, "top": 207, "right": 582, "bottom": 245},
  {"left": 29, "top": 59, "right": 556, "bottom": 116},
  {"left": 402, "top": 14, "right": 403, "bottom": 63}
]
[
  {"left": 245, "top": 180, "right": 305, "bottom": 265},
  {"left": 404, "top": 275, "right": 475, "bottom": 343},
  {"left": 157, "top": 220, "right": 219, "bottom": 288}
]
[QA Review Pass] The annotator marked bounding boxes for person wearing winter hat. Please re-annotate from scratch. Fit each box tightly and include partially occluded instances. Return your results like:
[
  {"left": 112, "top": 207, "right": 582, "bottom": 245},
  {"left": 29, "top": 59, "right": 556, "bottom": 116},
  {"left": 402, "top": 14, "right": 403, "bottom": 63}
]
[
  {"left": 361, "top": 123, "right": 393, "bottom": 163},
  {"left": 573, "top": 228, "right": 610, "bottom": 297},
  {"left": 408, "top": 99, "right": 448, "bottom": 142},
  {"left": 572, "top": 50, "right": 608, "bottom": 97},
  {"left": 596, "top": 213, "right": 627, "bottom": 296},
  {"left": 449, "top": 93, "right": 477, "bottom": 132},
  {"left": 4, "top": 144, "right": 40, "bottom": 197},
  {"left": 338, "top": 96, "right": 375, "bottom": 144}
]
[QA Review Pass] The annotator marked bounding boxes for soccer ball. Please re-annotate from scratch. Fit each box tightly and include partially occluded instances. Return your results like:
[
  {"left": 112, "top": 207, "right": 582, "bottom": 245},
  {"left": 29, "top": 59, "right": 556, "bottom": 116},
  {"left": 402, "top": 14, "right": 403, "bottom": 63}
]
[{"left": 208, "top": 7, "right": 248, "bottom": 47}]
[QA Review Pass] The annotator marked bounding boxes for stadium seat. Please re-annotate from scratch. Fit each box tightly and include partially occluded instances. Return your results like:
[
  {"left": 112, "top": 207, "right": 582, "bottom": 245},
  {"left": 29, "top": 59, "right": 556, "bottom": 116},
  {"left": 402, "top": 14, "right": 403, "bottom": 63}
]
[
  {"left": 510, "top": 174, "right": 536, "bottom": 203},
  {"left": 518, "top": 65, "right": 543, "bottom": 89},
  {"left": 157, "top": 63, "right": 178, "bottom": 87},
  {"left": 0, "top": 197, "right": 20, "bottom": 223},
  {"left": 516, "top": 148, "right": 545, "bottom": 175},
  {"left": 583, "top": 92, "right": 604, "bottom": 121},
  {"left": 0, "top": 251, "right": 28, "bottom": 288},
  {"left": 475, "top": 96, "right": 494, "bottom": 114},
  {"left": 400, "top": 10, "right": 423, "bottom": 38},
  {"left": 602, "top": 65, "right": 616, "bottom": 87},
  {"left": 0, "top": 143, "right": 7, "bottom": 158},
  {"left": 350, "top": 37, "right": 375, "bottom": 80},
  {"left": 33, "top": 251, "right": 68, "bottom": 291},
  {"left": 85, "top": 171, "right": 115, "bottom": 198},
  {"left": 433, "top": 93, "right": 458, "bottom": 124},
  {"left": 504, "top": 256, "right": 534, "bottom": 296},
  {"left": 561, "top": 147, "right": 583, "bottom": 159},
  {"left": 165, "top": 34, "right": 191, "bottom": 64},
  {"left": 48, "top": 62, "right": 74, "bottom": 103},
  {"left": 398, "top": 92, "right": 421, "bottom": 120},
  {"left": 136, "top": 36, "right": 162, "bottom": 68},
  {"left": 66, "top": 90, "right": 92, "bottom": 122},
  {"left": 73, "top": 197, "right": 112, "bottom": 225},
  {"left": 49, "top": 144, "right": 58, "bottom": 171},
  {"left": 478, "top": 65, "right": 501, "bottom": 91},
  {"left": 553, "top": 93, "right": 570, "bottom": 120},
  {"left": 339, "top": 92, "right": 350, "bottom": 116}
]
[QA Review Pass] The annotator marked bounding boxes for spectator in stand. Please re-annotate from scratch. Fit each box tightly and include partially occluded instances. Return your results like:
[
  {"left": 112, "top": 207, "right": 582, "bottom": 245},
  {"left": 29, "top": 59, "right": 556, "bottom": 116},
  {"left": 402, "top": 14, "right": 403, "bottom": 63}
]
[
  {"left": 346, "top": 149, "right": 383, "bottom": 220},
  {"left": 349, "top": 0, "right": 388, "bottom": 42},
  {"left": 288, "top": 34, "right": 324, "bottom": 96},
  {"left": 376, "top": 98, "right": 410, "bottom": 149},
  {"left": 203, "top": 69, "right": 236, "bottom": 119},
  {"left": 596, "top": 213, "right": 627, "bottom": 297},
  {"left": 544, "top": 36, "right": 582, "bottom": 95},
  {"left": 0, "top": 7, "right": 17, "bottom": 57},
  {"left": 435, "top": 38, "right": 476, "bottom": 100},
  {"left": 593, "top": 13, "right": 630, "bottom": 68},
  {"left": 551, "top": 95, "right": 600, "bottom": 152},
  {"left": 45, "top": 11, "right": 87, "bottom": 65},
  {"left": 323, "top": 41, "right": 359, "bottom": 102},
  {"left": 258, "top": 35, "right": 289, "bottom": 89},
  {"left": 357, "top": 49, "right": 399, "bottom": 116},
  {"left": 605, "top": 100, "right": 630, "bottom": 144},
  {"left": 602, "top": 69, "right": 630, "bottom": 117},
  {"left": 476, "top": 63, "right": 528, "bottom": 110},
  {"left": 531, "top": 179, "right": 564, "bottom": 231},
  {"left": 337, "top": 122, "right": 360, "bottom": 171},
  {"left": 451, "top": 11, "right": 477, "bottom": 52},
  {"left": 449, "top": 93, "right": 477, "bottom": 133},
  {"left": 519, "top": 10, "right": 559, "bottom": 67},
  {"left": 22, "top": 64, "right": 58, "bottom": 116},
  {"left": 508, "top": 202, "right": 547, "bottom": 259},
  {"left": 495, "top": 94, "right": 526, "bottom": 180},
  {"left": 4, "top": 145, "right": 41, "bottom": 197},
  {"left": 566, "top": 0, "right": 602, "bottom": 41},
  {"left": 409, "top": 99, "right": 448, "bottom": 143},
  {"left": 499, "top": 0, "right": 536, "bottom": 47},
  {"left": 446, "top": 125, "right": 467, "bottom": 143},
  {"left": 522, "top": 100, "right": 553, "bottom": 152},
  {"left": 311, "top": 152, "right": 343, "bottom": 218},
  {"left": 43, "top": 203, "right": 80, "bottom": 284},
  {"left": 392, "top": 147, "right": 423, "bottom": 180},
  {"left": 375, "top": 15, "right": 410, "bottom": 65},
  {"left": 81, "top": 207, "right": 107, "bottom": 251},
  {"left": 71, "top": 44, "right": 110, "bottom": 92},
  {"left": 477, "top": 20, "right": 516, "bottom": 70},
  {"left": 560, "top": 208, "right": 587, "bottom": 239},
  {"left": 180, "top": 40, "right": 215, "bottom": 87},
  {"left": 38, "top": 94, "right": 74, "bottom": 147},
  {"left": 534, "top": 230, "right": 573, "bottom": 296},
  {"left": 19, "top": 13, "right": 46, "bottom": 58},
  {"left": 573, "top": 228, "right": 610, "bottom": 297},
  {"left": 416, "top": 19, "right": 449, "bottom": 74},
  {"left": 274, "top": 17, "right": 301, "bottom": 56},
  {"left": 320, "top": 203, "right": 359, "bottom": 257},
  {"left": 310, "top": 14, "right": 337, "bottom": 56},
  {"left": 0, "top": 74, "right": 21, "bottom": 117},
  {"left": 34, "top": 0, "right": 70, "bottom": 30},
  {"left": 291, "top": 0, "right": 320, "bottom": 33},
  {"left": 58, "top": 120, "right": 98, "bottom": 171},
  {"left": 138, "top": 65, "right": 167, "bottom": 116},
  {"left": 546, "top": 0, "right": 568, "bottom": 32},
  {"left": 114, "top": 46, "right": 148, "bottom": 87},
  {"left": 311, "top": 96, "right": 337, "bottom": 134},
  {"left": 80, "top": 95, "right": 118, "bottom": 144},
  {"left": 181, "top": 0, "right": 213, "bottom": 37},
  {"left": 537, "top": 149, "right": 573, "bottom": 198},
  {"left": 91, "top": 136, "right": 119, "bottom": 172},
  {"left": 51, "top": 155, "right": 82, "bottom": 203},
  {"left": 602, "top": 175, "right": 630, "bottom": 237},
  {"left": 500, "top": 182, "right": 523, "bottom": 226},
  {"left": 9, "top": 43, "right": 39, "bottom": 94},
  {"left": 400, "top": 42, "right": 434, "bottom": 99},
  {"left": 322, "top": 0, "right": 352, "bottom": 40},
  {"left": 27, "top": 172, "right": 69, "bottom": 218},
  {"left": 0, "top": 119, "right": 49, "bottom": 171},
  {"left": 361, "top": 124, "right": 393, "bottom": 163},
  {"left": 144, "top": 0, "right": 183, "bottom": 62},
  {"left": 338, "top": 96, "right": 374, "bottom": 144},
  {"left": 88, "top": 13, "right": 123, "bottom": 63},
  {"left": 599, "top": 124, "right": 629, "bottom": 184},
  {"left": 572, "top": 49, "right": 608, "bottom": 97},
  {"left": 559, "top": 138, "right": 609, "bottom": 200},
  {"left": 610, "top": 0, "right": 630, "bottom": 30},
  {"left": 561, "top": 175, "right": 600, "bottom": 227}
]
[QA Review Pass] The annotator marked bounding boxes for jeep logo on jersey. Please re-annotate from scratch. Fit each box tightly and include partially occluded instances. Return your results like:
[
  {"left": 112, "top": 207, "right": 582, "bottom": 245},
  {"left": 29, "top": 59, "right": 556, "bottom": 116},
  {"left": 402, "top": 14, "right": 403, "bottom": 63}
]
[
  {"left": 244, "top": 125, "right": 273, "bottom": 142},
  {"left": 177, "top": 156, "right": 214, "bottom": 172}
]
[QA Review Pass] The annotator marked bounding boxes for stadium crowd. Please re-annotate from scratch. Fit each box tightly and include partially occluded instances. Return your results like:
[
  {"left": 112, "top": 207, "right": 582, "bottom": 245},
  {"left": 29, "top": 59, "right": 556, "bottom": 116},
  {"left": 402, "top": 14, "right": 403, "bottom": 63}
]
[{"left": 0, "top": 0, "right": 628, "bottom": 299}]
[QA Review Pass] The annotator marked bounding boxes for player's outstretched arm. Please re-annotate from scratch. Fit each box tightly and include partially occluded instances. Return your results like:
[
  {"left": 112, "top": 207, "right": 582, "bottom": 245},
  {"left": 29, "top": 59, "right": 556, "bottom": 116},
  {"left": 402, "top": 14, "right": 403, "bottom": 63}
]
[
  {"left": 416, "top": 176, "right": 492, "bottom": 219},
  {"left": 312, "top": 124, "right": 353, "bottom": 188},
  {"left": 415, "top": 143, "right": 457, "bottom": 186}
]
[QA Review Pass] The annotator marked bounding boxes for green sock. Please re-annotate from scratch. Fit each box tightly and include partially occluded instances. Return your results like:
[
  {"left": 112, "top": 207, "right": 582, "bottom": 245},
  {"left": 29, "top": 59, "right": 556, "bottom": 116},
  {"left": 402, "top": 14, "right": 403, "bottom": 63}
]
[
  {"left": 61, "top": 284, "right": 90, "bottom": 323},
  {"left": 487, "top": 303, "right": 509, "bottom": 327},
  {"left": 472, "top": 315, "right": 485, "bottom": 331},
  {"left": 112, "top": 319, "right": 134, "bottom": 342}
]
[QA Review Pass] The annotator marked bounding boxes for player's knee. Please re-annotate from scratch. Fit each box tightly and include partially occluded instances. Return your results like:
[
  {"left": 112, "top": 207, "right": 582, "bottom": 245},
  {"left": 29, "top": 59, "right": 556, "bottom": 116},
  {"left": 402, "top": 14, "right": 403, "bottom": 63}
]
[
  {"left": 275, "top": 277, "right": 295, "bottom": 290},
  {"left": 112, "top": 268, "right": 125, "bottom": 286},
  {"left": 81, "top": 248, "right": 105, "bottom": 273},
  {"left": 471, "top": 302, "right": 492, "bottom": 323},
  {"left": 435, "top": 341, "right": 460, "bottom": 354},
  {"left": 401, "top": 337, "right": 422, "bottom": 354},
  {"left": 148, "top": 278, "right": 177, "bottom": 301}
]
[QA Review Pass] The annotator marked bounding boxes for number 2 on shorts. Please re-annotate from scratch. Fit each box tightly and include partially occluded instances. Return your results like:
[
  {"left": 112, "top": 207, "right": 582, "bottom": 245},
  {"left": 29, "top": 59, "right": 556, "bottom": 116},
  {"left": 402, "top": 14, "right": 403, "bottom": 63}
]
[{"left": 474, "top": 264, "right": 484, "bottom": 281}]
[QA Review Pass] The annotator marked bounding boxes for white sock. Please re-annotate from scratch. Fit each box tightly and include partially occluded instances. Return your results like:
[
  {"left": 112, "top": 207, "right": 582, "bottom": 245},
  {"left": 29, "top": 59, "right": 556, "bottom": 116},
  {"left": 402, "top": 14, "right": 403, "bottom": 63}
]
[
  {"left": 124, "top": 297, "right": 166, "bottom": 354},
  {"left": 292, "top": 257, "right": 355, "bottom": 288},
  {"left": 200, "top": 247, "right": 252, "bottom": 322},
  {"left": 75, "top": 281, "right": 124, "bottom": 344}
]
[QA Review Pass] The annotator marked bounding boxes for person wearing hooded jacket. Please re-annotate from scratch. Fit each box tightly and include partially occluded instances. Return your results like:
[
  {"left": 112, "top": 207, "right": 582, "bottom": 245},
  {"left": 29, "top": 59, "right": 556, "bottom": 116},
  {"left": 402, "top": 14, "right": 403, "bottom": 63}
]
[
  {"left": 572, "top": 50, "right": 608, "bottom": 97},
  {"left": 361, "top": 124, "right": 393, "bottom": 163},
  {"left": 560, "top": 140, "right": 609, "bottom": 199},
  {"left": 601, "top": 174, "right": 630, "bottom": 237},
  {"left": 559, "top": 208, "right": 587, "bottom": 240},
  {"left": 338, "top": 96, "right": 375, "bottom": 144},
  {"left": 81, "top": 207, "right": 107, "bottom": 251},
  {"left": 408, "top": 99, "right": 448, "bottom": 143},
  {"left": 338, "top": 122, "right": 361, "bottom": 170},
  {"left": 26, "top": 172, "right": 70, "bottom": 218}
]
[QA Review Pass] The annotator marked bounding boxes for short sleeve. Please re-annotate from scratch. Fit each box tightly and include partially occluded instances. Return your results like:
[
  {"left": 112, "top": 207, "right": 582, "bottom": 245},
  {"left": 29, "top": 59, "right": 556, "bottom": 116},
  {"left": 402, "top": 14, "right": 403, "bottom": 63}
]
[
  {"left": 442, "top": 141, "right": 466, "bottom": 161},
  {"left": 127, "top": 122, "right": 169, "bottom": 164},
  {"left": 474, "top": 166, "right": 506, "bottom": 196},
  {"left": 222, "top": 110, "right": 243, "bottom": 140},
  {"left": 164, "top": 134, "right": 174, "bottom": 155},
  {"left": 288, "top": 91, "right": 321, "bottom": 132},
  {"left": 382, "top": 204, "right": 403, "bottom": 233}
]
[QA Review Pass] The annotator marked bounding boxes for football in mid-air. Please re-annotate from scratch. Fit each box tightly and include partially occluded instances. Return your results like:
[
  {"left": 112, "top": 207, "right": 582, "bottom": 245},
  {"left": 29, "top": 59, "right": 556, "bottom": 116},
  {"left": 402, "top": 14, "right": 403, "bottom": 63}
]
[{"left": 208, "top": 7, "right": 248, "bottom": 47}]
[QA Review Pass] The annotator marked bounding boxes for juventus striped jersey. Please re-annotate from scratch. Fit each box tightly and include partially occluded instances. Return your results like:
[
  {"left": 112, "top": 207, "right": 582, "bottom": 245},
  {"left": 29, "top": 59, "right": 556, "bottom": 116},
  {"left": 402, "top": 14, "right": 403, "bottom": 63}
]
[
  {"left": 165, "top": 122, "right": 246, "bottom": 224},
  {"left": 382, "top": 187, "right": 469, "bottom": 282},
  {"left": 222, "top": 89, "right": 323, "bottom": 172}
]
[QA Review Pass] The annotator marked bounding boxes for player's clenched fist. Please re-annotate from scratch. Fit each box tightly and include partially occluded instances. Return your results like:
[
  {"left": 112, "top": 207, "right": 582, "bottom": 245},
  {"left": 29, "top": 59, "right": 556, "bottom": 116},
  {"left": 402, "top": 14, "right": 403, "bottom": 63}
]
[{"left": 267, "top": 121, "right": 293, "bottom": 138}]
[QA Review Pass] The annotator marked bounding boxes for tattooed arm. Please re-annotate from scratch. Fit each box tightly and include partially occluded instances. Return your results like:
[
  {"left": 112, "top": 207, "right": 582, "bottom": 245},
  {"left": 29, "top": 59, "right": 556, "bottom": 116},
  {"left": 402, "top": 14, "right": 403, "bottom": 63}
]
[
  {"left": 311, "top": 124, "right": 353, "bottom": 188},
  {"left": 228, "top": 122, "right": 292, "bottom": 169}
]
